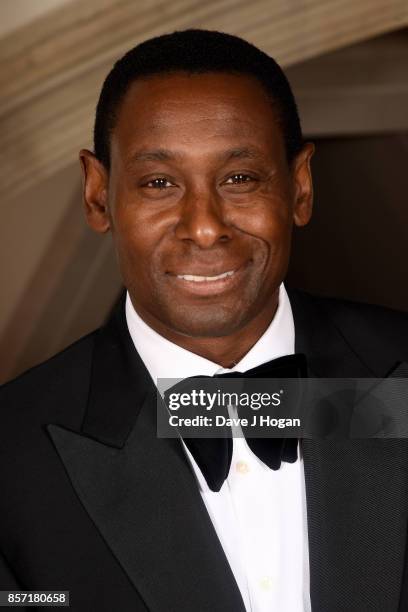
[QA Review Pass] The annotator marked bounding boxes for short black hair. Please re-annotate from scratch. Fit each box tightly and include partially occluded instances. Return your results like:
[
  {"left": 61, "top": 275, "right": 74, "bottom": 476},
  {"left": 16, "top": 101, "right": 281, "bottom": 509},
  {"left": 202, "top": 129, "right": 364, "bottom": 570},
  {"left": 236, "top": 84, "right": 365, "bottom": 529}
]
[{"left": 94, "top": 29, "right": 304, "bottom": 169}]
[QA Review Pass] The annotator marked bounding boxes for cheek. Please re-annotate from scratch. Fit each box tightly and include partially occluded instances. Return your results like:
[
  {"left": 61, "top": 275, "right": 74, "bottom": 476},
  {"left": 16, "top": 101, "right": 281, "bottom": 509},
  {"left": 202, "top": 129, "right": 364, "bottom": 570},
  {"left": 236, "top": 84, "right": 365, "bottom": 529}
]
[
  {"left": 233, "top": 197, "right": 293, "bottom": 250},
  {"left": 111, "top": 214, "right": 156, "bottom": 285},
  {"left": 112, "top": 210, "right": 178, "bottom": 303}
]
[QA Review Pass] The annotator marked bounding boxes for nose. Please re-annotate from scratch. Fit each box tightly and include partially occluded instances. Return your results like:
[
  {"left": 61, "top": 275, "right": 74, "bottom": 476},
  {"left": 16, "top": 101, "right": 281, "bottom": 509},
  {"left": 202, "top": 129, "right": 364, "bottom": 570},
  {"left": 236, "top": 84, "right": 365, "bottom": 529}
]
[{"left": 175, "top": 188, "right": 233, "bottom": 249}]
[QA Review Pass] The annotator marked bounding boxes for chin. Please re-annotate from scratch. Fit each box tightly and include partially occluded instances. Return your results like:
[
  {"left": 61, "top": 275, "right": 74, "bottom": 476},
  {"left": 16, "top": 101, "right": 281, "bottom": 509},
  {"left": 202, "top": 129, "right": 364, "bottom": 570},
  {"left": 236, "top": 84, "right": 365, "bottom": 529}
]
[{"left": 166, "top": 302, "right": 252, "bottom": 338}]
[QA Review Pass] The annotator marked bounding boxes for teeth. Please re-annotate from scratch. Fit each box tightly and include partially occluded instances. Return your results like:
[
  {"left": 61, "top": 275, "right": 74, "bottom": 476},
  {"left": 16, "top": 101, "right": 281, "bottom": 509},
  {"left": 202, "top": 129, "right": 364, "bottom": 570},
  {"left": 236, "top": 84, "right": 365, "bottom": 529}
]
[{"left": 177, "top": 270, "right": 235, "bottom": 282}]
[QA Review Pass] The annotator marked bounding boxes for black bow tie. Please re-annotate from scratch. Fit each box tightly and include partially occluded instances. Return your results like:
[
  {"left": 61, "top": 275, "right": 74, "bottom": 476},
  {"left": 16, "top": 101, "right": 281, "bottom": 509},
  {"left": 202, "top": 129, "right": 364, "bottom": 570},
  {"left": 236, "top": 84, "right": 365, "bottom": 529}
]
[{"left": 164, "top": 353, "right": 307, "bottom": 492}]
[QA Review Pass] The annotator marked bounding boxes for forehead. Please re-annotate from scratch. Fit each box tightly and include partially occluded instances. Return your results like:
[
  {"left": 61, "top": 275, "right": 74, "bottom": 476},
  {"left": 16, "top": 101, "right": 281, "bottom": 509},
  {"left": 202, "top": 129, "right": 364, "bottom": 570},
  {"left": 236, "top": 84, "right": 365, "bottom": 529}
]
[{"left": 111, "top": 72, "right": 285, "bottom": 161}]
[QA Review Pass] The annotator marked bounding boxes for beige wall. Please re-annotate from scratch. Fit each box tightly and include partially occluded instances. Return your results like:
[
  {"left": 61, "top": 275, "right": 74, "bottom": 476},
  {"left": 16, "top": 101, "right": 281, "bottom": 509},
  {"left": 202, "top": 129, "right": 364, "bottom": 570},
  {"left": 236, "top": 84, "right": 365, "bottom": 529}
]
[
  {"left": 0, "top": 164, "right": 80, "bottom": 339},
  {"left": 0, "top": 0, "right": 71, "bottom": 38}
]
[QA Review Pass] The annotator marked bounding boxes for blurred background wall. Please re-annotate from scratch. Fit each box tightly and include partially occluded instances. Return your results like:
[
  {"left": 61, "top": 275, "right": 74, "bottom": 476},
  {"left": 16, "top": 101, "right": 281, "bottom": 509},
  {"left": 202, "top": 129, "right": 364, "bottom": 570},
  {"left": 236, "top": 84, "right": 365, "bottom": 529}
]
[{"left": 0, "top": 0, "right": 407, "bottom": 383}]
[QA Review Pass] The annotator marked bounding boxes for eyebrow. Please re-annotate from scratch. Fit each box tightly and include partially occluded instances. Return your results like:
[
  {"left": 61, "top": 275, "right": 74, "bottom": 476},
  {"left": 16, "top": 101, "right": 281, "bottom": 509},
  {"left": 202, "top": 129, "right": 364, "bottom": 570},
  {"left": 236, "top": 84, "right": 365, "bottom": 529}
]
[
  {"left": 126, "top": 146, "right": 263, "bottom": 167},
  {"left": 225, "top": 147, "right": 261, "bottom": 161},
  {"left": 128, "top": 149, "right": 176, "bottom": 163}
]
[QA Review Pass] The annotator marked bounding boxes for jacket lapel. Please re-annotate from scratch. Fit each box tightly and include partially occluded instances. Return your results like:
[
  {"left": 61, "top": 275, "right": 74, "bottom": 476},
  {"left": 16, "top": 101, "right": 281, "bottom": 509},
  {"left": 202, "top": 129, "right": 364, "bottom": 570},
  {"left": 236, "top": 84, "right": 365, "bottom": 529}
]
[
  {"left": 47, "top": 298, "right": 246, "bottom": 612},
  {"left": 289, "top": 288, "right": 408, "bottom": 611}
]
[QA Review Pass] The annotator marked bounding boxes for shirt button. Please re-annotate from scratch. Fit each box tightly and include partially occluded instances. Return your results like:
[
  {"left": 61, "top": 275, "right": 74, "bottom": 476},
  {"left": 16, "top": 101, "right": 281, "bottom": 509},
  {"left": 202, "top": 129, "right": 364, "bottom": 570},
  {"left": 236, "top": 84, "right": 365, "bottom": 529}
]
[
  {"left": 259, "top": 576, "right": 273, "bottom": 591},
  {"left": 235, "top": 461, "right": 250, "bottom": 474}
]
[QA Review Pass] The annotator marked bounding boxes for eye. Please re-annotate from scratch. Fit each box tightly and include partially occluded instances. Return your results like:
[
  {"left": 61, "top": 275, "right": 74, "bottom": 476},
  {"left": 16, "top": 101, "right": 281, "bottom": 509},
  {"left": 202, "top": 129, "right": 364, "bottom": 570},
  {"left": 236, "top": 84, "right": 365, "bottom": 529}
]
[
  {"left": 223, "top": 173, "right": 254, "bottom": 185},
  {"left": 143, "top": 177, "right": 174, "bottom": 189}
]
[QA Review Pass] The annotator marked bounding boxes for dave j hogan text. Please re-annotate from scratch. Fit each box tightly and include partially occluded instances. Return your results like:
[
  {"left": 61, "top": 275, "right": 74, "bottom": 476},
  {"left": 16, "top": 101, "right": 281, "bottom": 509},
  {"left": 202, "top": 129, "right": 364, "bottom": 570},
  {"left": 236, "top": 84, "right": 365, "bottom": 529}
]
[{"left": 168, "top": 414, "right": 301, "bottom": 428}]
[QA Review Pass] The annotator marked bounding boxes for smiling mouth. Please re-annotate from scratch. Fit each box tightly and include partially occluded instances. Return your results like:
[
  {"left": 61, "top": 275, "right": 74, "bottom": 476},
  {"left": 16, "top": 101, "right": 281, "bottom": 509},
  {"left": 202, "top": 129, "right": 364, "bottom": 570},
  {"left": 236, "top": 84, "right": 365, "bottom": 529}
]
[
  {"left": 176, "top": 270, "right": 235, "bottom": 283},
  {"left": 168, "top": 262, "right": 250, "bottom": 297}
]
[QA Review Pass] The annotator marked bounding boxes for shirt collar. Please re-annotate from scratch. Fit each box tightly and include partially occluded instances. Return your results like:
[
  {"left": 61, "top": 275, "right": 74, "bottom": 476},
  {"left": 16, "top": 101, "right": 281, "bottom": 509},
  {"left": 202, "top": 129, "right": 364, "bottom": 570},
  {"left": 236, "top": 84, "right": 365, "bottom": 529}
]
[{"left": 125, "top": 283, "right": 295, "bottom": 385}]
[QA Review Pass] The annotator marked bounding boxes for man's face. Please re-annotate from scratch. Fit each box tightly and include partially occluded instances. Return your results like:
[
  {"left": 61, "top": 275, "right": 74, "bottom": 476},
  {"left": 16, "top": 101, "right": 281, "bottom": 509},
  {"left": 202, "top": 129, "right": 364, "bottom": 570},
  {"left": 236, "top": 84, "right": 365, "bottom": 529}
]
[{"left": 81, "top": 72, "right": 313, "bottom": 340}]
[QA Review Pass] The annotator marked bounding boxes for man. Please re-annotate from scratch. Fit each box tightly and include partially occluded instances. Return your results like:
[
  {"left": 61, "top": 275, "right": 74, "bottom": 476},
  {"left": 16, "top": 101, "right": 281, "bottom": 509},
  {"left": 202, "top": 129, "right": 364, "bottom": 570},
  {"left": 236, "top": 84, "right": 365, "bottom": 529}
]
[{"left": 1, "top": 29, "right": 408, "bottom": 612}]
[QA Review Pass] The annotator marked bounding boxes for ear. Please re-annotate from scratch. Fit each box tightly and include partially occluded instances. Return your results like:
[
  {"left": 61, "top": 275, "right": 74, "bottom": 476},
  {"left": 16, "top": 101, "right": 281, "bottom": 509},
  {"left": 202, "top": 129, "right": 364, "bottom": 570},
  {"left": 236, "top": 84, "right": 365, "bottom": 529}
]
[
  {"left": 79, "top": 149, "right": 110, "bottom": 233},
  {"left": 291, "top": 142, "right": 314, "bottom": 227}
]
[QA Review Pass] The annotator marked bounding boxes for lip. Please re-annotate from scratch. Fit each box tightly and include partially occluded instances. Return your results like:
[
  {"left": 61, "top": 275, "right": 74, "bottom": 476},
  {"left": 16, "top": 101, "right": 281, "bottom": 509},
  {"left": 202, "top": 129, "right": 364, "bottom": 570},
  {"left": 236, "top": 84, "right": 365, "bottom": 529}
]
[{"left": 167, "top": 261, "right": 250, "bottom": 297}]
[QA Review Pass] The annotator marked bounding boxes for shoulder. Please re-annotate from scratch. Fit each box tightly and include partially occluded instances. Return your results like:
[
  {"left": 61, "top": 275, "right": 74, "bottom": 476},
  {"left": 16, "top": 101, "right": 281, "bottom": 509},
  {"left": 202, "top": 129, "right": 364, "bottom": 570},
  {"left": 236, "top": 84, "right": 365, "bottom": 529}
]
[
  {"left": 305, "top": 290, "right": 407, "bottom": 340},
  {"left": 297, "top": 288, "right": 407, "bottom": 328},
  {"left": 0, "top": 329, "right": 99, "bottom": 432},
  {"left": 288, "top": 286, "right": 408, "bottom": 371}
]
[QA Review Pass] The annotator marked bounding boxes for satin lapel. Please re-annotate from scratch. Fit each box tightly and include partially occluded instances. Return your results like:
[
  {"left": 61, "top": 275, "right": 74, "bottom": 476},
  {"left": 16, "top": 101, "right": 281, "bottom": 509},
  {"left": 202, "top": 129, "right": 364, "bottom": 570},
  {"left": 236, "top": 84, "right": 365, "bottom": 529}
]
[
  {"left": 47, "top": 298, "right": 246, "bottom": 612},
  {"left": 289, "top": 288, "right": 408, "bottom": 611}
]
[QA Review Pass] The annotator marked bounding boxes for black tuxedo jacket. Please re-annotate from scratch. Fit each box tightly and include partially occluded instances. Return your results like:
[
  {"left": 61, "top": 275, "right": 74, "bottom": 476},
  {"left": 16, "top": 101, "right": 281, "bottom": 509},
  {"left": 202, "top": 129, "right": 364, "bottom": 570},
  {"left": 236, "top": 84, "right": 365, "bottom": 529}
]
[{"left": 1, "top": 288, "right": 408, "bottom": 611}]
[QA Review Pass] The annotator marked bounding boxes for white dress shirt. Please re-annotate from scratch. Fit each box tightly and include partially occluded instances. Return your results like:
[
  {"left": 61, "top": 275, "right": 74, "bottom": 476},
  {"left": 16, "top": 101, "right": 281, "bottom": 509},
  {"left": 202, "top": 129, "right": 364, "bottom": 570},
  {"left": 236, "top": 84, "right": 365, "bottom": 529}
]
[{"left": 125, "top": 284, "right": 311, "bottom": 611}]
